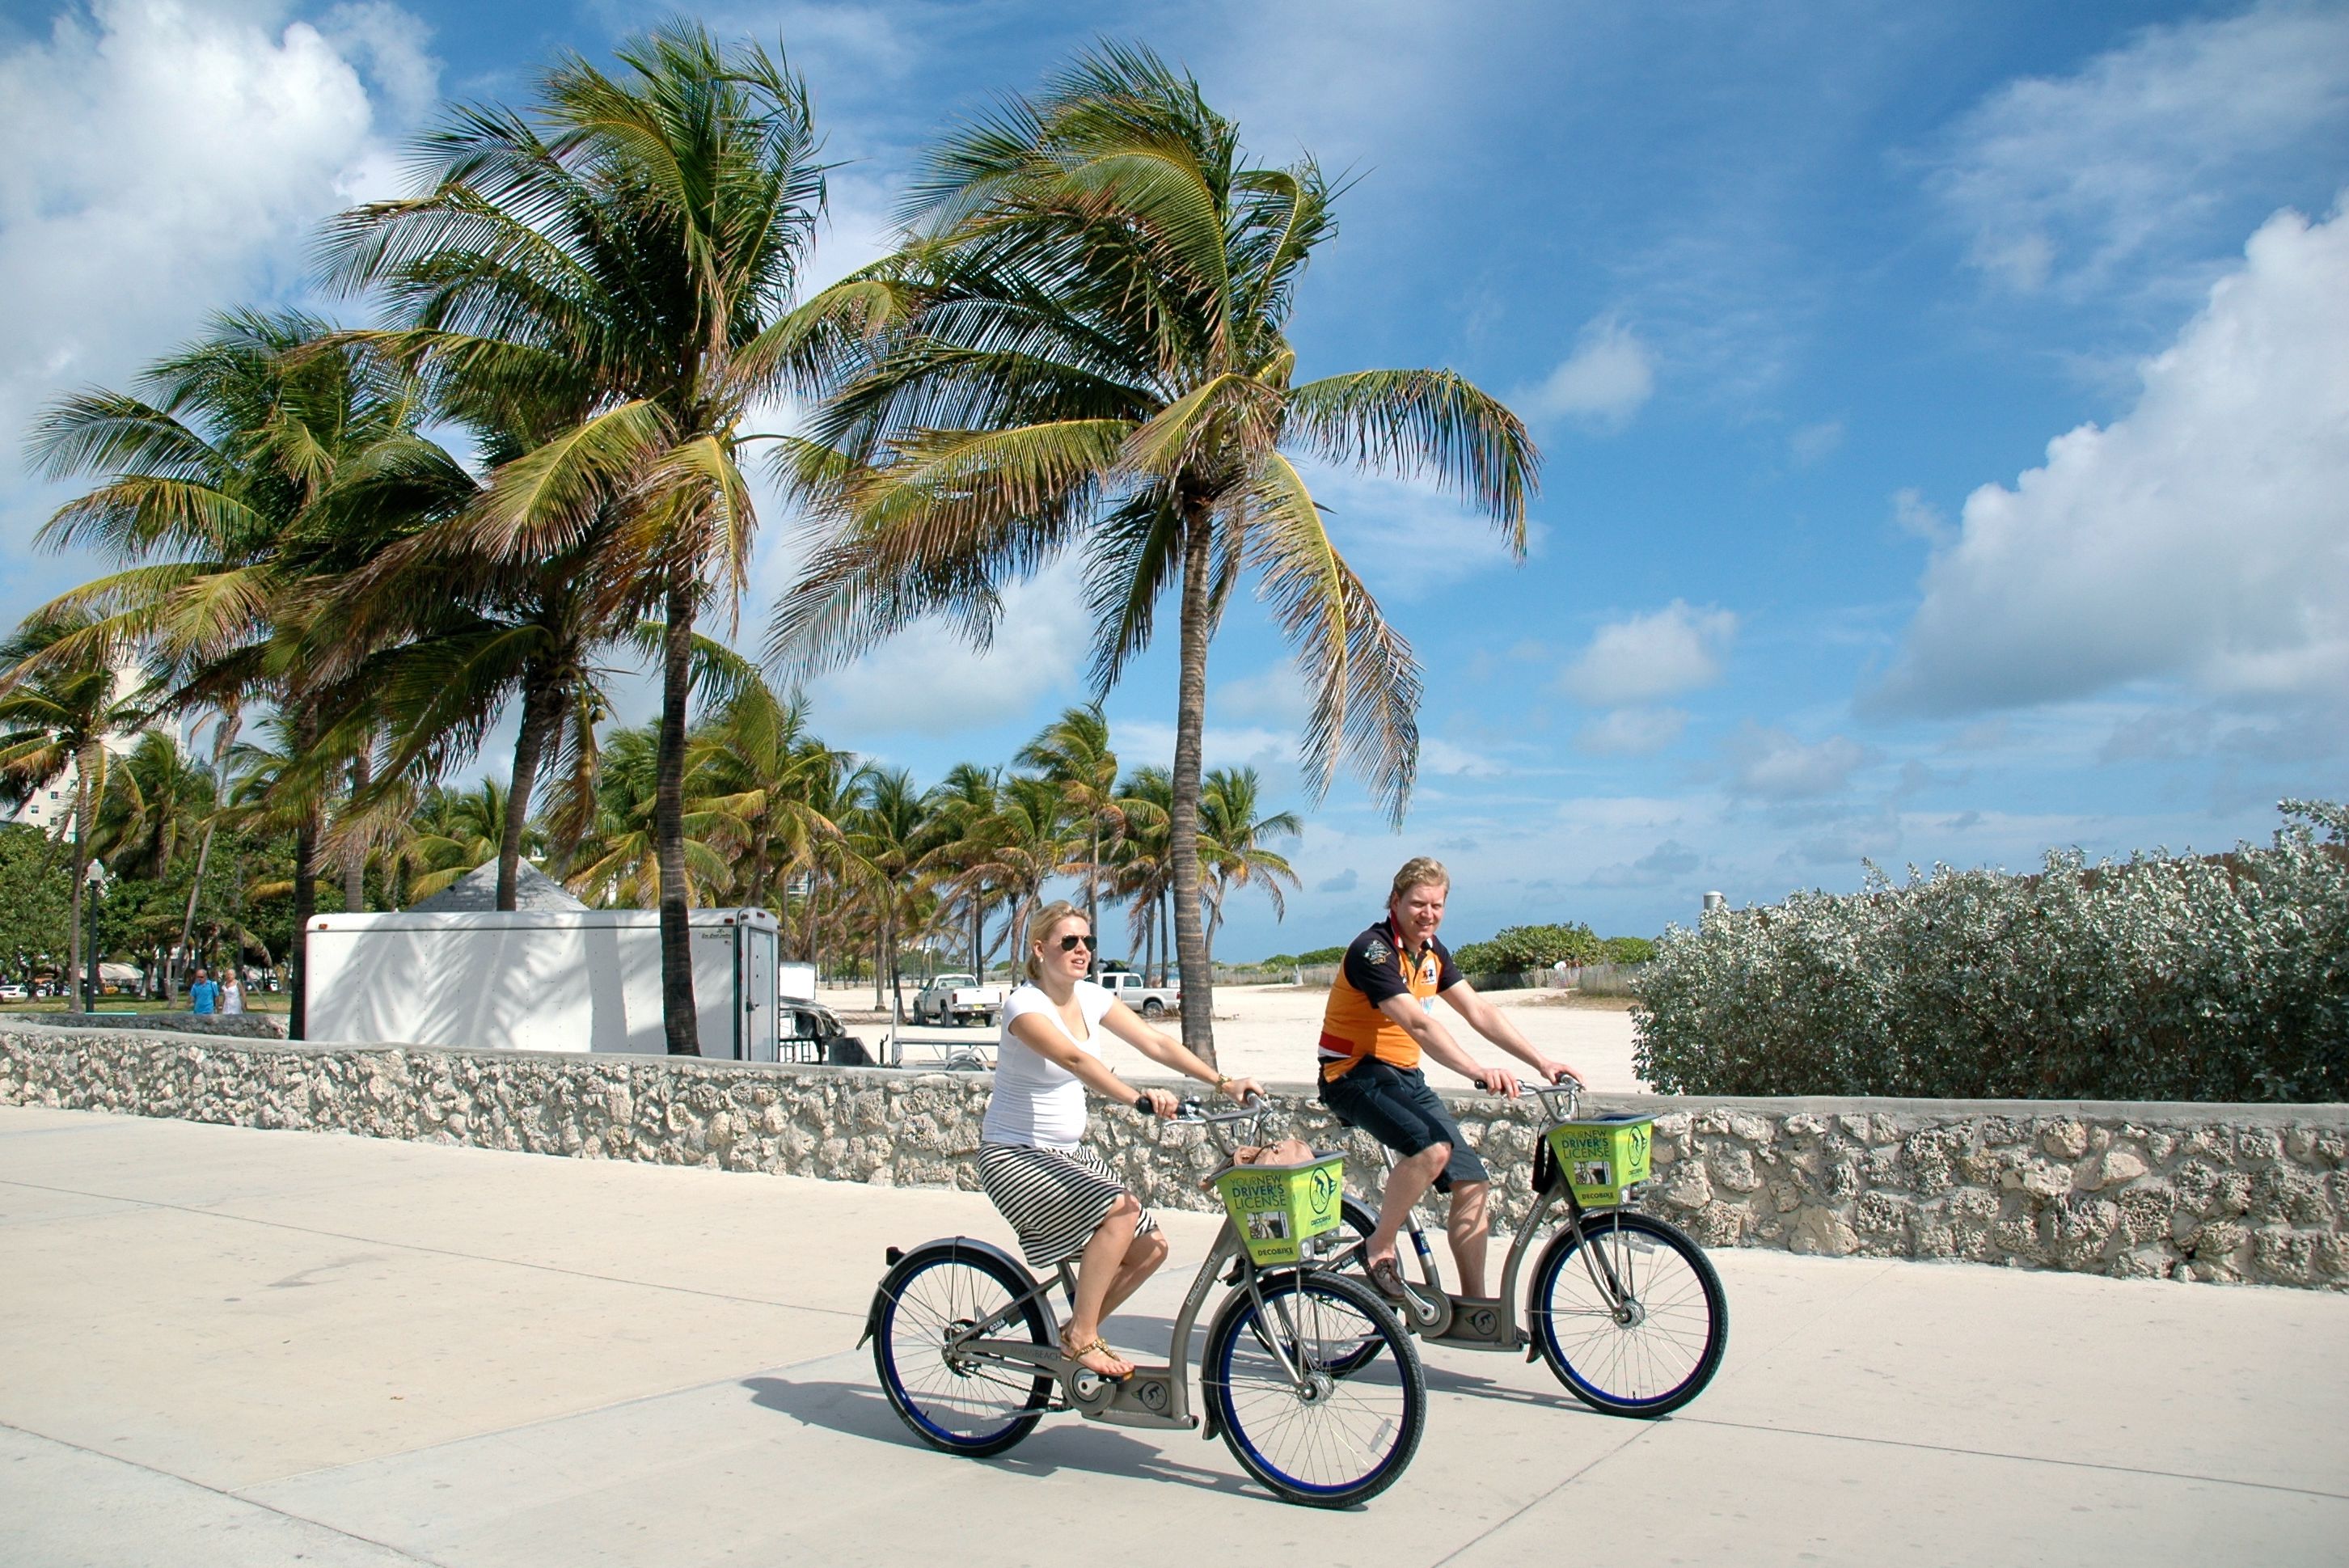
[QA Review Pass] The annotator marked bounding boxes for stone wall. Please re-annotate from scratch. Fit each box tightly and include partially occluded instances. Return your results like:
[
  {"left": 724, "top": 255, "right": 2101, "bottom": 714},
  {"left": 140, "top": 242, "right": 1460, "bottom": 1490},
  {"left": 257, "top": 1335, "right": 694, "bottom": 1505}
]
[
  {"left": 3, "top": 1022, "right": 2342, "bottom": 1290},
  {"left": 15, "top": 1012, "right": 285, "bottom": 1038}
]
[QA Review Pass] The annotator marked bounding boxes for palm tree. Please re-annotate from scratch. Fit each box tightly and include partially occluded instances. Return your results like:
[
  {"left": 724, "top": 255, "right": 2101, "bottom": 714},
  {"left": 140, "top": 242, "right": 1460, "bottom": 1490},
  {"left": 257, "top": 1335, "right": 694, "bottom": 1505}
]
[
  {"left": 24, "top": 311, "right": 471, "bottom": 1035},
  {"left": 923, "top": 762, "right": 1005, "bottom": 974},
  {"left": 952, "top": 773, "right": 1083, "bottom": 977},
  {"left": 175, "top": 701, "right": 241, "bottom": 992},
  {"left": 1196, "top": 764, "right": 1301, "bottom": 968},
  {"left": 324, "top": 21, "right": 829, "bottom": 1054},
  {"left": 690, "top": 680, "right": 847, "bottom": 911},
  {"left": 1016, "top": 704, "right": 1126, "bottom": 938},
  {"left": 1109, "top": 765, "right": 1173, "bottom": 980},
  {"left": 771, "top": 44, "right": 1538, "bottom": 1063},
  {"left": 0, "top": 617, "right": 146, "bottom": 1009},
  {"left": 844, "top": 767, "right": 934, "bottom": 1012},
  {"left": 94, "top": 729, "right": 209, "bottom": 883}
]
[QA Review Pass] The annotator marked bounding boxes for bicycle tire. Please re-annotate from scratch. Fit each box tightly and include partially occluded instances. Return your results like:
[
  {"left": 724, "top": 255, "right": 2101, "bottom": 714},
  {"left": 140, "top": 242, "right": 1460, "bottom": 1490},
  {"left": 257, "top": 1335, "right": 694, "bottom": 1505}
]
[
  {"left": 1204, "top": 1270, "right": 1426, "bottom": 1507},
  {"left": 1528, "top": 1208, "right": 1726, "bottom": 1417},
  {"left": 872, "top": 1247, "right": 1054, "bottom": 1456}
]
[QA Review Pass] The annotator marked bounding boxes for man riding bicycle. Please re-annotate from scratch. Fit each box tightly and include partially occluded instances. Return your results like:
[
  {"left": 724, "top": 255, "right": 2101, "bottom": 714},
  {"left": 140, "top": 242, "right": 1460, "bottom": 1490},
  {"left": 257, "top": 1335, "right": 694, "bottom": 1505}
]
[{"left": 1317, "top": 857, "right": 1582, "bottom": 1300}]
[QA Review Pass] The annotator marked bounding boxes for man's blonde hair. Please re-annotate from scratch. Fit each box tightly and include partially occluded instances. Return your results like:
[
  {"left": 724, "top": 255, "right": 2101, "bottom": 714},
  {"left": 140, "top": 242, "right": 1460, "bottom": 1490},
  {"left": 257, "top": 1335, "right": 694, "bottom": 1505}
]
[
  {"left": 1025, "top": 900, "right": 1089, "bottom": 982},
  {"left": 1389, "top": 856, "right": 1450, "bottom": 902}
]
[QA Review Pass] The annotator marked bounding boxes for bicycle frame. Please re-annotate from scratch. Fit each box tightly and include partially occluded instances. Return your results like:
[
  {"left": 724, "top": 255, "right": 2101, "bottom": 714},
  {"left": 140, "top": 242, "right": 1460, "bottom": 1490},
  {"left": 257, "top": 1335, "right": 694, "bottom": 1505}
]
[
  {"left": 1350, "top": 1084, "right": 1644, "bottom": 1349},
  {"left": 906, "top": 1105, "right": 1345, "bottom": 1431}
]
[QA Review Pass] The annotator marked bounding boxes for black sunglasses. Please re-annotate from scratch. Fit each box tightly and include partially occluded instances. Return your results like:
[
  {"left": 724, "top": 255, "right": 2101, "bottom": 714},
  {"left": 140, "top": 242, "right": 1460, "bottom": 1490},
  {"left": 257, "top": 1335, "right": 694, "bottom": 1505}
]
[{"left": 1055, "top": 933, "right": 1099, "bottom": 953}]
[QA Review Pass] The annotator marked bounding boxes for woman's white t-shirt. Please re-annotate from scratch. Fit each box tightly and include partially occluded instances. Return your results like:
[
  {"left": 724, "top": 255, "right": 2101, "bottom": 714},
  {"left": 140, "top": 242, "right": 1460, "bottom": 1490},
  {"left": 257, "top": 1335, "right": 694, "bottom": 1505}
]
[{"left": 981, "top": 981, "right": 1116, "bottom": 1149}]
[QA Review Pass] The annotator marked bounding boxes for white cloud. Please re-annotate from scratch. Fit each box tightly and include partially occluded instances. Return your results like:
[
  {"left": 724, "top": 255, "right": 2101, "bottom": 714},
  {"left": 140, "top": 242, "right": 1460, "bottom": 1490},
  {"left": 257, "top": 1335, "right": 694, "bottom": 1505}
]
[
  {"left": 1890, "top": 487, "right": 1952, "bottom": 546},
  {"left": 0, "top": 1, "right": 436, "bottom": 453},
  {"left": 1875, "top": 201, "right": 2349, "bottom": 716},
  {"left": 1929, "top": 1, "right": 2349, "bottom": 295},
  {"left": 807, "top": 564, "right": 1092, "bottom": 736},
  {"left": 1213, "top": 662, "right": 1312, "bottom": 727},
  {"left": 1109, "top": 716, "right": 1298, "bottom": 780},
  {"left": 1301, "top": 460, "right": 1544, "bottom": 601},
  {"left": 1584, "top": 839, "right": 1703, "bottom": 889},
  {"left": 1417, "top": 738, "right": 1507, "bottom": 778},
  {"left": 1519, "top": 315, "right": 1656, "bottom": 431},
  {"left": 1725, "top": 725, "right": 1868, "bottom": 801},
  {"left": 1559, "top": 600, "right": 1736, "bottom": 705},
  {"left": 1573, "top": 706, "right": 1688, "bottom": 758},
  {"left": 1788, "top": 420, "right": 1844, "bottom": 467}
]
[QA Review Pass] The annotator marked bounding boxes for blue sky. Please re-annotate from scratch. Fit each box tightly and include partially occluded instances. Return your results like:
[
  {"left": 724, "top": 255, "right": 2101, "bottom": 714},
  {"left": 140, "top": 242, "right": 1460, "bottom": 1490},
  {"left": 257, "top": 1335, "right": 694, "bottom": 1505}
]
[{"left": 2, "top": 0, "right": 2344, "bottom": 962}]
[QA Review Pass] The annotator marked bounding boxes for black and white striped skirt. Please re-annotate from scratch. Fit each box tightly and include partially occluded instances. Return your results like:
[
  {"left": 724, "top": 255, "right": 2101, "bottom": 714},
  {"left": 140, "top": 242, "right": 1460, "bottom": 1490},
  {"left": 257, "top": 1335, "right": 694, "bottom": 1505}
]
[{"left": 977, "top": 1142, "right": 1160, "bottom": 1269}]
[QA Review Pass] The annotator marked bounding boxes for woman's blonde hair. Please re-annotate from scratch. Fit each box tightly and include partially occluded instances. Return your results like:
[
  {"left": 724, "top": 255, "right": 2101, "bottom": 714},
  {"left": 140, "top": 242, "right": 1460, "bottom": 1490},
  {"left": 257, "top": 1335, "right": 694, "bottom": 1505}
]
[{"left": 1025, "top": 900, "right": 1091, "bottom": 982}]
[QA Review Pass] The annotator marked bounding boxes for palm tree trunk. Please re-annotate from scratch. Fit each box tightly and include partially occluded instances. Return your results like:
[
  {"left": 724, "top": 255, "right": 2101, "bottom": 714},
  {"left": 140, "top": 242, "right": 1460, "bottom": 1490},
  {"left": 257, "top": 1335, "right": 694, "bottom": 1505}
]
[
  {"left": 342, "top": 746, "right": 371, "bottom": 913},
  {"left": 178, "top": 715, "right": 236, "bottom": 998},
  {"left": 70, "top": 744, "right": 95, "bottom": 1012},
  {"left": 290, "top": 805, "right": 319, "bottom": 1040},
  {"left": 1169, "top": 514, "right": 1216, "bottom": 1067},
  {"left": 1087, "top": 822, "right": 1100, "bottom": 936},
  {"left": 655, "top": 592, "right": 700, "bottom": 1054},
  {"left": 499, "top": 676, "right": 563, "bottom": 911}
]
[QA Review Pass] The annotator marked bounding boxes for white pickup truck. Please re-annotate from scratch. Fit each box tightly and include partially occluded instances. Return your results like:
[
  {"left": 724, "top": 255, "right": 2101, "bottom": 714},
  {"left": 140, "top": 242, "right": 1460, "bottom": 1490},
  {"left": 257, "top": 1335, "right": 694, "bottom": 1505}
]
[
  {"left": 910, "top": 973, "right": 1008, "bottom": 1027},
  {"left": 1096, "top": 969, "right": 1181, "bottom": 1018}
]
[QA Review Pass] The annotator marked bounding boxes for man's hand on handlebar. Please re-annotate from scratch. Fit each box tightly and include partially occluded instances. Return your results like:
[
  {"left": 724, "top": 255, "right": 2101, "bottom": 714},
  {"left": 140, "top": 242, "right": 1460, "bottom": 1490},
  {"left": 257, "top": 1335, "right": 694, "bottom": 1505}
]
[
  {"left": 1472, "top": 1065, "right": 1520, "bottom": 1098},
  {"left": 1540, "top": 1060, "right": 1586, "bottom": 1088}
]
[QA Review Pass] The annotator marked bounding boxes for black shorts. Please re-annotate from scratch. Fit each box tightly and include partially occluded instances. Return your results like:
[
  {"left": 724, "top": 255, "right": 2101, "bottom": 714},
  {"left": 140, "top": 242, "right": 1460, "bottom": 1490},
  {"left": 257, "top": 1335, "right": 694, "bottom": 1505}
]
[{"left": 1319, "top": 1059, "right": 1489, "bottom": 1194}]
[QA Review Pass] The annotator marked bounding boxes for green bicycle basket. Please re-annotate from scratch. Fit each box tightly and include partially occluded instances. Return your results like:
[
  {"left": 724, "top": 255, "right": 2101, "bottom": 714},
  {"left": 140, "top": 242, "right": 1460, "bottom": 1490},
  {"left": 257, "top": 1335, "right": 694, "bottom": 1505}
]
[
  {"left": 1544, "top": 1114, "right": 1654, "bottom": 1207},
  {"left": 1213, "top": 1153, "right": 1346, "bottom": 1266}
]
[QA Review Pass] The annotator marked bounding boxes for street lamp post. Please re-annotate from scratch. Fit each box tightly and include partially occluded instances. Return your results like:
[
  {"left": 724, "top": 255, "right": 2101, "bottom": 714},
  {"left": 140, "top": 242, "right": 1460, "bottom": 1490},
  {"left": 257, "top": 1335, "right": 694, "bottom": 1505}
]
[{"left": 82, "top": 859, "right": 107, "bottom": 1012}]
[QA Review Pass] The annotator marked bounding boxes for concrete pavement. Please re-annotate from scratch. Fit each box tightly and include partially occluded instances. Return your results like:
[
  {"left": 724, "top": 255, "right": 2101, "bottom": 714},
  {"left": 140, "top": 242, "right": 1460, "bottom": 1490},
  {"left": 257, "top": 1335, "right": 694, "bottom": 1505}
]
[{"left": 1, "top": 1104, "right": 2342, "bottom": 1566}]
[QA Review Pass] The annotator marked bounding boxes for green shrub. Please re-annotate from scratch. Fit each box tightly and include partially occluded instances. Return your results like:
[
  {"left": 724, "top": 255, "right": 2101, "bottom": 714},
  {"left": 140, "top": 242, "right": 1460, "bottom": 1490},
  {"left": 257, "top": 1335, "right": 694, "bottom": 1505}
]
[
  {"left": 1602, "top": 936, "right": 1656, "bottom": 966},
  {"left": 1633, "top": 800, "right": 2349, "bottom": 1102}
]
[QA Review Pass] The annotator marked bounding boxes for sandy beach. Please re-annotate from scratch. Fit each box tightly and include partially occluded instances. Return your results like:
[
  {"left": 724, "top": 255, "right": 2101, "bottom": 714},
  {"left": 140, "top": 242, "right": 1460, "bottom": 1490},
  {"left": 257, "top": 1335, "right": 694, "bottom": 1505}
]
[{"left": 820, "top": 980, "right": 1647, "bottom": 1093}]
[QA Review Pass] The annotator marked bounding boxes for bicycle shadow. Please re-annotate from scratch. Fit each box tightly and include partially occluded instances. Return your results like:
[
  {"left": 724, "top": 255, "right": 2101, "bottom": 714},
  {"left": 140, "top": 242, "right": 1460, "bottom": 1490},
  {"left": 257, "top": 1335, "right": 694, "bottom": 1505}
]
[{"left": 740, "top": 1375, "right": 1266, "bottom": 1501}]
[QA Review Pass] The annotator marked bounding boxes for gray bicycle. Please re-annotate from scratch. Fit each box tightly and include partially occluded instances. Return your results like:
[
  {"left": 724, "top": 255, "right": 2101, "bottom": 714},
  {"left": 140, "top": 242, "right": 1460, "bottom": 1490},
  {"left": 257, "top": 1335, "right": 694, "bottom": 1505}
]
[
  {"left": 1329, "top": 1079, "right": 1727, "bottom": 1417},
  {"left": 862, "top": 1098, "right": 1426, "bottom": 1507}
]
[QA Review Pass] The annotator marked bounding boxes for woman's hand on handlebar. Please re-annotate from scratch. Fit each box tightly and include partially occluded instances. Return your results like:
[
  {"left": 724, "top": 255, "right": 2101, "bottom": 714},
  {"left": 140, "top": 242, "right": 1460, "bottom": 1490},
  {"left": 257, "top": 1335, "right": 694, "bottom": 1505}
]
[
  {"left": 1132, "top": 1086, "right": 1181, "bottom": 1118},
  {"left": 1219, "top": 1075, "right": 1264, "bottom": 1104}
]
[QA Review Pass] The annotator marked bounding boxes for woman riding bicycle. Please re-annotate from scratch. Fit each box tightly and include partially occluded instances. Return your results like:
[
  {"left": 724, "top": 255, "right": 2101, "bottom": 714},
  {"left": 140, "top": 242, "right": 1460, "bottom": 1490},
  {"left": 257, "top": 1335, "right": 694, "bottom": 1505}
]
[{"left": 978, "top": 901, "right": 1261, "bottom": 1380}]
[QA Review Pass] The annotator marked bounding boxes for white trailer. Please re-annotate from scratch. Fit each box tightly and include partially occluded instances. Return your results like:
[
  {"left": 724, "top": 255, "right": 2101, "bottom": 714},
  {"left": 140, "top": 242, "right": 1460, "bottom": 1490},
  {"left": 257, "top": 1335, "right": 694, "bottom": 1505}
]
[{"left": 305, "top": 908, "right": 783, "bottom": 1060}]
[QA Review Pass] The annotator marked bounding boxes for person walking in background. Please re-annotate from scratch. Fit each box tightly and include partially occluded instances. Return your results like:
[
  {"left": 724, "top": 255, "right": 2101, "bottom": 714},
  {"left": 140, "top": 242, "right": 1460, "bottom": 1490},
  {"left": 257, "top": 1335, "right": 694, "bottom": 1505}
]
[
  {"left": 188, "top": 969, "right": 219, "bottom": 1016},
  {"left": 220, "top": 970, "right": 245, "bottom": 1016},
  {"left": 1316, "top": 857, "right": 1582, "bottom": 1301}
]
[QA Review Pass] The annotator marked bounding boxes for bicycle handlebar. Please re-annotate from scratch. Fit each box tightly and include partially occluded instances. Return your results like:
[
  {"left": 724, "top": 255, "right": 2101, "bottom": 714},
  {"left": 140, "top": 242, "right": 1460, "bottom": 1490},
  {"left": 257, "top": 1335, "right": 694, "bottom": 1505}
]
[{"left": 1129, "top": 1091, "right": 1268, "bottom": 1126}]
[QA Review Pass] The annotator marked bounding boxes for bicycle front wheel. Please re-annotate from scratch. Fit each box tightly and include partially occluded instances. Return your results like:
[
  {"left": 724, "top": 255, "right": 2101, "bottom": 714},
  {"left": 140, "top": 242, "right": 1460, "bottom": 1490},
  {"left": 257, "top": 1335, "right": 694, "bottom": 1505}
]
[
  {"left": 1205, "top": 1270, "right": 1425, "bottom": 1508},
  {"left": 1529, "top": 1208, "right": 1726, "bottom": 1417},
  {"left": 872, "top": 1248, "right": 1054, "bottom": 1456}
]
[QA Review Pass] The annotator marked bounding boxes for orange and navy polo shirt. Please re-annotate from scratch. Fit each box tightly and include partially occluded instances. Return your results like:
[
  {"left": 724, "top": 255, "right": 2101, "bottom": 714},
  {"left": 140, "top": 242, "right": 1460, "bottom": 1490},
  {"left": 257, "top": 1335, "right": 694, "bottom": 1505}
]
[{"left": 1317, "top": 918, "right": 1464, "bottom": 1081}]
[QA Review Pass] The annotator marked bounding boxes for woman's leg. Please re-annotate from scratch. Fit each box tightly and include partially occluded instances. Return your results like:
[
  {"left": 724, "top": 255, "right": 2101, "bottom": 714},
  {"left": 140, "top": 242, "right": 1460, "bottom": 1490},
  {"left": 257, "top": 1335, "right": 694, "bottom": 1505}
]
[
  {"left": 1065, "top": 1194, "right": 1144, "bottom": 1376},
  {"left": 1099, "top": 1225, "right": 1168, "bottom": 1318}
]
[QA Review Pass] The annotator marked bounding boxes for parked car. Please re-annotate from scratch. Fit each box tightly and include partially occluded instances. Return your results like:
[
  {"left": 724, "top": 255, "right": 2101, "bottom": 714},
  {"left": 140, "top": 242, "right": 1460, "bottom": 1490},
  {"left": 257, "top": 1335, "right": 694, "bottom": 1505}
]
[
  {"left": 1096, "top": 968, "right": 1181, "bottom": 1018},
  {"left": 0, "top": 982, "right": 27, "bottom": 1001},
  {"left": 910, "top": 972, "right": 1008, "bottom": 1027}
]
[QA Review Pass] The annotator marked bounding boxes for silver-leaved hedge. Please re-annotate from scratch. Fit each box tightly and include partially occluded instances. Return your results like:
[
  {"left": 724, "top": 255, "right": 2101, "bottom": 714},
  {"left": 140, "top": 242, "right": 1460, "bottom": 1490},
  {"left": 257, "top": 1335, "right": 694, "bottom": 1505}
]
[{"left": 1633, "top": 800, "right": 2347, "bottom": 1102}]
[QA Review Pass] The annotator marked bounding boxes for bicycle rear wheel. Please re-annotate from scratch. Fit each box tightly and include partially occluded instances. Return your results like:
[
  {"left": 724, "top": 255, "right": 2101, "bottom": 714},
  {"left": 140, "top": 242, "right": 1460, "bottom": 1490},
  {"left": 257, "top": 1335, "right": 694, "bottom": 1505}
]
[
  {"left": 872, "top": 1248, "right": 1054, "bottom": 1456},
  {"left": 1529, "top": 1208, "right": 1726, "bottom": 1417},
  {"left": 1205, "top": 1270, "right": 1425, "bottom": 1507}
]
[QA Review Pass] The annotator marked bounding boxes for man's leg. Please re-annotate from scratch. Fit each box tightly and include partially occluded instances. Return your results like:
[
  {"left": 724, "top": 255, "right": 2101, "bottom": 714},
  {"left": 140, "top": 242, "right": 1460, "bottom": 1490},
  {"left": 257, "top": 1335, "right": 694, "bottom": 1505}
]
[
  {"left": 1369, "top": 1141, "right": 1450, "bottom": 1272},
  {"left": 1447, "top": 1179, "right": 1493, "bottom": 1297}
]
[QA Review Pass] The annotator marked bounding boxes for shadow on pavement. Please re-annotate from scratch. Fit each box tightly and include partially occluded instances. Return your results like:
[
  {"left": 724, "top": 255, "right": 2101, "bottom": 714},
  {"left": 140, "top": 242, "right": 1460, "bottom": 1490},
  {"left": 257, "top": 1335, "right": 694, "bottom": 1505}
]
[{"left": 739, "top": 1375, "right": 1270, "bottom": 1503}]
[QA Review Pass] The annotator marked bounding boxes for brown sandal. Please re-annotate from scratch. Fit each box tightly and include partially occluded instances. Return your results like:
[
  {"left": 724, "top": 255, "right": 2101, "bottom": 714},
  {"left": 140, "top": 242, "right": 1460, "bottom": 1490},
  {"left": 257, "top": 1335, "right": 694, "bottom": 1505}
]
[{"left": 1062, "top": 1331, "right": 1133, "bottom": 1380}]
